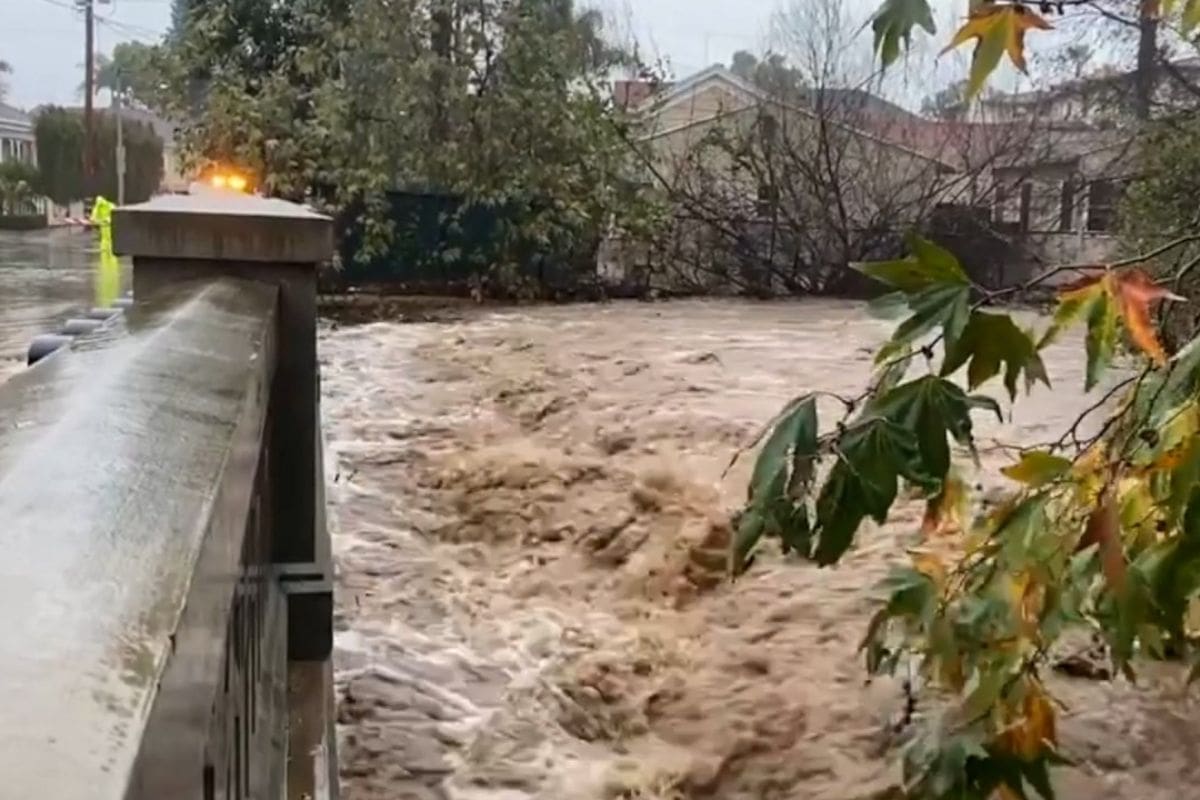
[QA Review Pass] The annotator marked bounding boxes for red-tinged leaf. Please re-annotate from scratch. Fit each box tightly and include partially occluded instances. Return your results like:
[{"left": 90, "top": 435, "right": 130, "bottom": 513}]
[
  {"left": 1110, "top": 268, "right": 1183, "bottom": 366},
  {"left": 1080, "top": 493, "right": 1126, "bottom": 592}
]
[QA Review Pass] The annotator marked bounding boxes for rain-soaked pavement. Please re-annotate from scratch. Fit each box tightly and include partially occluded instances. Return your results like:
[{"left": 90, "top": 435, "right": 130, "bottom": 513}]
[{"left": 0, "top": 229, "right": 128, "bottom": 383}]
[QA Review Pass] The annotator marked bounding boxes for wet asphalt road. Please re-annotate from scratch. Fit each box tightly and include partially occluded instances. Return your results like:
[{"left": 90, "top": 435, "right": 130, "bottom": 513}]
[{"left": 0, "top": 229, "right": 129, "bottom": 382}]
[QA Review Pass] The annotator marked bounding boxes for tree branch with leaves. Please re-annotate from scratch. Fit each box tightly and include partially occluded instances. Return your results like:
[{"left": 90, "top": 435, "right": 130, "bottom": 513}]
[{"left": 731, "top": 4, "right": 1200, "bottom": 798}]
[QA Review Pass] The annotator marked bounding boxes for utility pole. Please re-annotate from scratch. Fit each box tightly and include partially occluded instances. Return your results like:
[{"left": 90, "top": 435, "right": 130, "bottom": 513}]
[
  {"left": 1134, "top": 0, "right": 1159, "bottom": 121},
  {"left": 81, "top": 0, "right": 96, "bottom": 192},
  {"left": 114, "top": 75, "right": 125, "bottom": 205}
]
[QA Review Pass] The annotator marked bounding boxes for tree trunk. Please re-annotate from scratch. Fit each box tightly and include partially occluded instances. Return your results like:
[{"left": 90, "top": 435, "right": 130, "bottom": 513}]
[
  {"left": 431, "top": 0, "right": 453, "bottom": 141},
  {"left": 1134, "top": 0, "right": 1158, "bottom": 121}
]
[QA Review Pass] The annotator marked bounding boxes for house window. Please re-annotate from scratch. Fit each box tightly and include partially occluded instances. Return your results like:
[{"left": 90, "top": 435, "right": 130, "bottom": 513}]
[
  {"left": 760, "top": 113, "right": 779, "bottom": 143},
  {"left": 1059, "top": 178, "right": 1076, "bottom": 232},
  {"left": 995, "top": 183, "right": 1021, "bottom": 230},
  {"left": 1087, "top": 179, "right": 1119, "bottom": 232},
  {"left": 755, "top": 182, "right": 778, "bottom": 218}
]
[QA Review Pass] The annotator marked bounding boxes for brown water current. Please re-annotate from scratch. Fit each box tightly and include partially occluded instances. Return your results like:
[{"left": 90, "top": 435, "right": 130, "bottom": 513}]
[{"left": 321, "top": 299, "right": 1200, "bottom": 800}]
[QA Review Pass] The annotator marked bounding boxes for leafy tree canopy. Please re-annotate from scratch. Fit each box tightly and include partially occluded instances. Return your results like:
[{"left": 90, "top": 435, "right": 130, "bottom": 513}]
[
  {"left": 161, "top": 0, "right": 663, "bottom": 276},
  {"left": 34, "top": 107, "right": 162, "bottom": 204}
]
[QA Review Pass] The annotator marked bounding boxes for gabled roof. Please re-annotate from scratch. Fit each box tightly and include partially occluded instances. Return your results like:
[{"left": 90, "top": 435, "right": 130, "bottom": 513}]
[
  {"left": 640, "top": 65, "right": 957, "bottom": 171},
  {"left": 640, "top": 63, "right": 764, "bottom": 113}
]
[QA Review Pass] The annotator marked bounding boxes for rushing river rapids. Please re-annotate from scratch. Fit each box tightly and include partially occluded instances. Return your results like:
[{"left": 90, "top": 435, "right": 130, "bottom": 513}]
[{"left": 321, "top": 299, "right": 1200, "bottom": 800}]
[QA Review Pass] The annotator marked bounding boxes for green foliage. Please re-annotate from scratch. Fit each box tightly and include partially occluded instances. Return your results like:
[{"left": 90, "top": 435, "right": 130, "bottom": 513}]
[
  {"left": 34, "top": 107, "right": 163, "bottom": 204},
  {"left": 734, "top": 396, "right": 818, "bottom": 572},
  {"left": 869, "top": 0, "right": 936, "bottom": 67},
  {"left": 93, "top": 43, "right": 172, "bottom": 112},
  {"left": 727, "top": 50, "right": 806, "bottom": 100},
  {"left": 33, "top": 109, "right": 85, "bottom": 205},
  {"left": 942, "top": 312, "right": 1048, "bottom": 401},
  {"left": 1120, "top": 112, "right": 1200, "bottom": 340},
  {"left": 0, "top": 161, "right": 41, "bottom": 215},
  {"left": 162, "top": 0, "right": 664, "bottom": 285},
  {"left": 869, "top": 0, "right": 1198, "bottom": 102},
  {"left": 855, "top": 235, "right": 971, "bottom": 360},
  {"left": 815, "top": 415, "right": 933, "bottom": 564},
  {"left": 738, "top": 233, "right": 1200, "bottom": 799}
]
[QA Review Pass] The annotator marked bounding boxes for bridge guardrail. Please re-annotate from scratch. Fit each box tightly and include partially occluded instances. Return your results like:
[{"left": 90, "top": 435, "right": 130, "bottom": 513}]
[{"left": 0, "top": 191, "right": 338, "bottom": 799}]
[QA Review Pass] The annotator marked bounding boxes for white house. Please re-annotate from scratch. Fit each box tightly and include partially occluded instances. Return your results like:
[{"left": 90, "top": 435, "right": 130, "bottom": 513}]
[{"left": 0, "top": 103, "right": 36, "bottom": 165}]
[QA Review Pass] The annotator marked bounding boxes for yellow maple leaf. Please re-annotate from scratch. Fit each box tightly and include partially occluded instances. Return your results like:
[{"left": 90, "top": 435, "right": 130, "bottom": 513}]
[
  {"left": 911, "top": 550, "right": 948, "bottom": 587},
  {"left": 921, "top": 471, "right": 968, "bottom": 537},
  {"left": 998, "top": 679, "right": 1057, "bottom": 760},
  {"left": 941, "top": 4, "right": 1054, "bottom": 97}
]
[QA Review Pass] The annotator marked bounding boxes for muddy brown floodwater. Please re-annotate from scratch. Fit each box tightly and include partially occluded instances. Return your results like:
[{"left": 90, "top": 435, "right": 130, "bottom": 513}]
[{"left": 321, "top": 299, "right": 1200, "bottom": 800}]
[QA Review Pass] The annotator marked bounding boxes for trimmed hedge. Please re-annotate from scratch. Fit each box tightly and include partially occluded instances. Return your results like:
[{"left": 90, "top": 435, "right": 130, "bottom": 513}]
[{"left": 0, "top": 215, "right": 48, "bottom": 231}]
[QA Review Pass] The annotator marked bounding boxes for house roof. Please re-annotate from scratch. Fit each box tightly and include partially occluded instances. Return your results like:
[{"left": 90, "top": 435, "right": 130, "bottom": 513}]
[
  {"left": 637, "top": 63, "right": 761, "bottom": 115},
  {"left": 0, "top": 103, "right": 34, "bottom": 137},
  {"left": 639, "top": 64, "right": 958, "bottom": 171},
  {"left": 979, "top": 56, "right": 1200, "bottom": 108}
]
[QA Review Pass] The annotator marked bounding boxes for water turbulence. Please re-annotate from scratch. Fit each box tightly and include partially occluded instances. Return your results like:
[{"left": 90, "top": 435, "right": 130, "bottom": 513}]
[{"left": 322, "top": 300, "right": 1200, "bottom": 800}]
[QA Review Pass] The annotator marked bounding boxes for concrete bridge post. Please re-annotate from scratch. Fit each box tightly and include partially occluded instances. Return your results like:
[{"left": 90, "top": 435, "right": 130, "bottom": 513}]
[{"left": 114, "top": 192, "right": 338, "bottom": 799}]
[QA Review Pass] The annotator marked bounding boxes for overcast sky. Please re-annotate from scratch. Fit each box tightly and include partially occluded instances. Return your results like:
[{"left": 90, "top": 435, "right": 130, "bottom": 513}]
[{"left": 0, "top": 0, "right": 1031, "bottom": 111}]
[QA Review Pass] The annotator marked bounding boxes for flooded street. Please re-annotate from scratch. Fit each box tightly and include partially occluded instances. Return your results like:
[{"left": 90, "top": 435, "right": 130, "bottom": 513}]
[
  {"left": 321, "top": 299, "right": 1200, "bottom": 800},
  {"left": 0, "top": 229, "right": 127, "bottom": 383}
]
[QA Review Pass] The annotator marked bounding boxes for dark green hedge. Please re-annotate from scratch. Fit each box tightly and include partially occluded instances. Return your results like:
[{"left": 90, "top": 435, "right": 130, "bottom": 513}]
[
  {"left": 35, "top": 107, "right": 164, "bottom": 205},
  {"left": 0, "top": 215, "right": 48, "bottom": 231}
]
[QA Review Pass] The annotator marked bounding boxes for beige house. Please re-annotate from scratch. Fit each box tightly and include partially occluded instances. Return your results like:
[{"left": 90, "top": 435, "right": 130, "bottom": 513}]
[
  {"left": 605, "top": 63, "right": 1150, "bottom": 291},
  {"left": 947, "top": 58, "right": 1200, "bottom": 126},
  {"left": 603, "top": 66, "right": 965, "bottom": 292}
]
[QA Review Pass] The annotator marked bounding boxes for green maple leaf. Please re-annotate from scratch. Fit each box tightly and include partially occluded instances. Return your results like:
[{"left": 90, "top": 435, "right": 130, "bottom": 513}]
[
  {"left": 856, "top": 235, "right": 971, "bottom": 359},
  {"left": 869, "top": 0, "right": 937, "bottom": 67},
  {"left": 1084, "top": 289, "right": 1120, "bottom": 391},
  {"left": 1039, "top": 277, "right": 1118, "bottom": 391},
  {"left": 813, "top": 416, "right": 931, "bottom": 565},
  {"left": 896, "top": 283, "right": 971, "bottom": 348},
  {"left": 872, "top": 375, "right": 980, "bottom": 480},
  {"left": 733, "top": 396, "right": 819, "bottom": 573},
  {"left": 942, "top": 311, "right": 1051, "bottom": 400},
  {"left": 854, "top": 234, "right": 967, "bottom": 292},
  {"left": 748, "top": 395, "right": 818, "bottom": 497}
]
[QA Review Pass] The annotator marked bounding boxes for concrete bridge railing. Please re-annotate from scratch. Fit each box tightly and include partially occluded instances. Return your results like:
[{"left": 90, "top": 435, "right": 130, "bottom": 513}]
[{"left": 0, "top": 192, "right": 338, "bottom": 799}]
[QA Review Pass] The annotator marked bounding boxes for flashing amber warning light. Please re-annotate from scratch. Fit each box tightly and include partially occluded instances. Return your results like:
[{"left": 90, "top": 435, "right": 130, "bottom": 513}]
[{"left": 202, "top": 167, "right": 253, "bottom": 194}]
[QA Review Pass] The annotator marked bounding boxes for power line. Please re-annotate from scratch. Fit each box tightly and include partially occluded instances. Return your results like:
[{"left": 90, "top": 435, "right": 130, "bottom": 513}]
[
  {"left": 96, "top": 16, "right": 166, "bottom": 42},
  {"left": 35, "top": 0, "right": 82, "bottom": 12},
  {"left": 84, "top": 0, "right": 96, "bottom": 187}
]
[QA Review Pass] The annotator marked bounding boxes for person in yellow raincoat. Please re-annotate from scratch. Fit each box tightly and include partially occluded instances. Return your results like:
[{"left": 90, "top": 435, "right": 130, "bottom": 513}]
[{"left": 89, "top": 195, "right": 121, "bottom": 308}]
